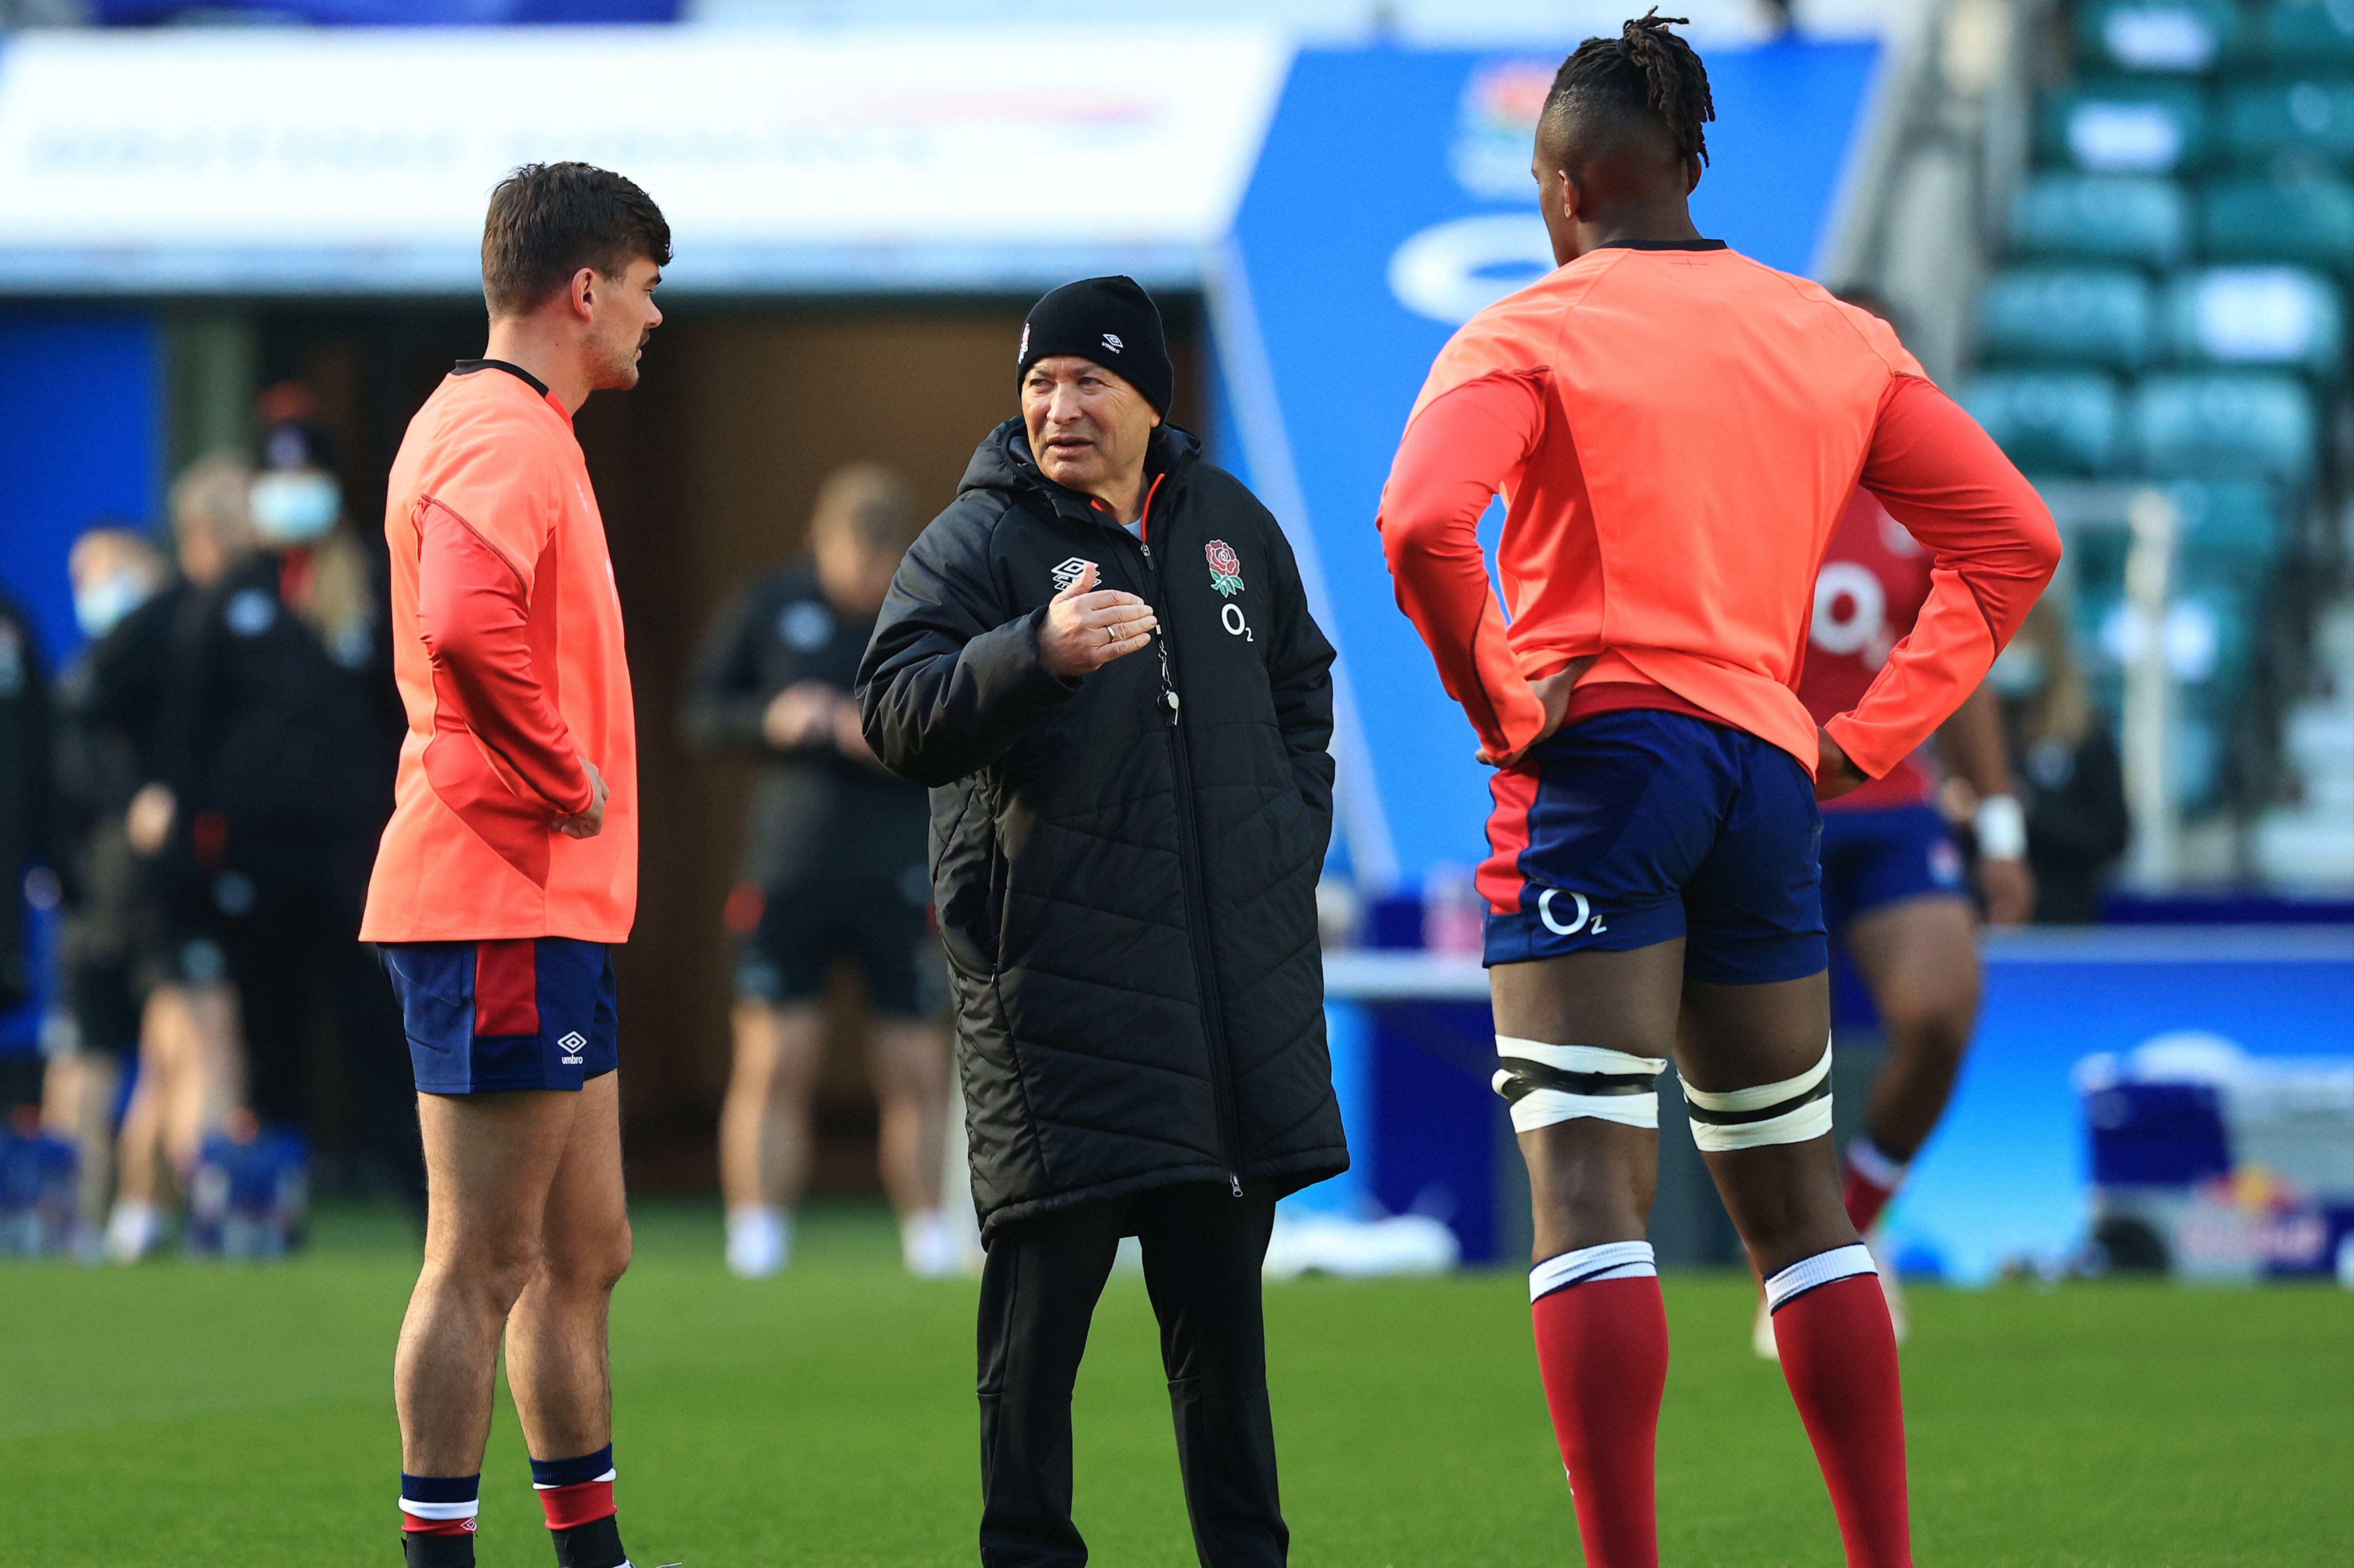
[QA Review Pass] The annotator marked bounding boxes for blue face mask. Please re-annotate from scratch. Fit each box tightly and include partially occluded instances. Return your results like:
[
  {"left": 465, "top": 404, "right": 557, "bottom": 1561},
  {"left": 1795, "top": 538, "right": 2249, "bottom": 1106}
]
[
  {"left": 250, "top": 471, "right": 341, "bottom": 544},
  {"left": 74, "top": 572, "right": 156, "bottom": 639},
  {"left": 1989, "top": 642, "right": 2047, "bottom": 697}
]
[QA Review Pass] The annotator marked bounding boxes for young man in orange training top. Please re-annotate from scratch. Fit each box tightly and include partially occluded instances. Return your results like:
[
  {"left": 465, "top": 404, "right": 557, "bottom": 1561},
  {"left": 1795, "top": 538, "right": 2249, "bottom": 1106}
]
[
  {"left": 1378, "top": 17, "right": 2058, "bottom": 1568},
  {"left": 1766, "top": 292, "right": 2037, "bottom": 1359},
  {"left": 360, "top": 162, "right": 666, "bottom": 1568}
]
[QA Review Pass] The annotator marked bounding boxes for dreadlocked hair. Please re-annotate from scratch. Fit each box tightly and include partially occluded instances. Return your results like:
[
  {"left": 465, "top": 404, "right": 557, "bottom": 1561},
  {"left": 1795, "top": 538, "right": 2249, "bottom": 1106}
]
[{"left": 1543, "top": 9, "right": 1716, "bottom": 168}]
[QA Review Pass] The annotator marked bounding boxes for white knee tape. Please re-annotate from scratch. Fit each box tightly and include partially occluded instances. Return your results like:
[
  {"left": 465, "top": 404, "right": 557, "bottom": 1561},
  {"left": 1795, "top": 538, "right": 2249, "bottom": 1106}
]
[
  {"left": 1493, "top": 1036, "right": 1667, "bottom": 1132},
  {"left": 1680, "top": 1038, "right": 1834, "bottom": 1151}
]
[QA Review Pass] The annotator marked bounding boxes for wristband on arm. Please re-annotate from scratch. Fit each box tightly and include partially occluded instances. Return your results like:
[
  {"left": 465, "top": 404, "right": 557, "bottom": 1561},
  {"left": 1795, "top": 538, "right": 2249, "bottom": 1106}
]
[{"left": 1974, "top": 794, "right": 2027, "bottom": 861}]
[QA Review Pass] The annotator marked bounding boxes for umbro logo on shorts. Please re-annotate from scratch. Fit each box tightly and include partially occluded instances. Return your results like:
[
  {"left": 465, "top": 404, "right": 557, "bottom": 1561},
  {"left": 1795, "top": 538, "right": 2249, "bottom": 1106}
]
[
  {"left": 1051, "top": 557, "right": 1096, "bottom": 593},
  {"left": 558, "top": 1030, "right": 588, "bottom": 1065}
]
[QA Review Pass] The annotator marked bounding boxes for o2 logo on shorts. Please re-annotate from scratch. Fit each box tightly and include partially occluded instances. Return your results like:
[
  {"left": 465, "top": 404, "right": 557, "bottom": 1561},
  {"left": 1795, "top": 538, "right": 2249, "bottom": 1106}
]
[
  {"left": 1536, "top": 887, "right": 1607, "bottom": 936},
  {"left": 558, "top": 1030, "right": 588, "bottom": 1066}
]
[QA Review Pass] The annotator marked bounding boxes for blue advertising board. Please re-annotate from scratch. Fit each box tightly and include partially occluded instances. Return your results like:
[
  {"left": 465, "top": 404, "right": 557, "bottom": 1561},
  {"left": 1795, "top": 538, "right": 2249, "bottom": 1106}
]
[{"left": 1211, "top": 40, "right": 1883, "bottom": 887}]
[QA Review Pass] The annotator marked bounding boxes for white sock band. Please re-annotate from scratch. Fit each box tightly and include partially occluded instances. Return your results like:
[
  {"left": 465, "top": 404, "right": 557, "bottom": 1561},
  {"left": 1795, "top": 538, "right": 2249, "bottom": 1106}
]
[
  {"left": 1846, "top": 1136, "right": 1908, "bottom": 1190},
  {"left": 532, "top": 1469, "right": 618, "bottom": 1489},
  {"left": 1680, "top": 1039, "right": 1834, "bottom": 1151},
  {"left": 398, "top": 1498, "right": 480, "bottom": 1522},
  {"left": 1762, "top": 1242, "right": 1877, "bottom": 1313},
  {"left": 1530, "top": 1240, "right": 1657, "bottom": 1301},
  {"left": 1493, "top": 1036, "right": 1667, "bottom": 1131}
]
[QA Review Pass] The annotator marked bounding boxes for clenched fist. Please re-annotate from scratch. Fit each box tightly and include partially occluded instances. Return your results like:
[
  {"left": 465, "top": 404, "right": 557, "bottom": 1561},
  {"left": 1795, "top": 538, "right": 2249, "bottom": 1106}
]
[{"left": 1038, "top": 561, "right": 1158, "bottom": 677}]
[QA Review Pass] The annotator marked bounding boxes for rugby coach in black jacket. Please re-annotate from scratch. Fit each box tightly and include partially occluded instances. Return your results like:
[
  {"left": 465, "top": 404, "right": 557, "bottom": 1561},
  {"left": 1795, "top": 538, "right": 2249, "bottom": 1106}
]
[{"left": 858, "top": 276, "right": 1346, "bottom": 1568}]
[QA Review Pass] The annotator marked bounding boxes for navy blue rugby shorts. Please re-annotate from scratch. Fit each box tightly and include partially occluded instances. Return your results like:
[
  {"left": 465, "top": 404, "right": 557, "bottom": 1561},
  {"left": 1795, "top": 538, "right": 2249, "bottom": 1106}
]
[
  {"left": 1479, "top": 708, "right": 1828, "bottom": 985},
  {"left": 1818, "top": 801, "right": 1969, "bottom": 934},
  {"left": 380, "top": 937, "right": 618, "bottom": 1095}
]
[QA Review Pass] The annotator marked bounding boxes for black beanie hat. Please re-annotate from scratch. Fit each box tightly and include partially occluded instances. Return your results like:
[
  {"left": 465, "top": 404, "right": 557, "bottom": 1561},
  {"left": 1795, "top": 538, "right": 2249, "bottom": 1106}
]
[{"left": 1016, "top": 275, "right": 1174, "bottom": 417}]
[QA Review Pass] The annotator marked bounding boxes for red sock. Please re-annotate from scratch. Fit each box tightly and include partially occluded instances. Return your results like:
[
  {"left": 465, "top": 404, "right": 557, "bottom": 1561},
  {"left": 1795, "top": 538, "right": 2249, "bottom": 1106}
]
[
  {"left": 1529, "top": 1246, "right": 1669, "bottom": 1568},
  {"left": 536, "top": 1479, "right": 616, "bottom": 1531},
  {"left": 1841, "top": 1139, "right": 1907, "bottom": 1235},
  {"left": 1768, "top": 1256, "right": 1911, "bottom": 1567}
]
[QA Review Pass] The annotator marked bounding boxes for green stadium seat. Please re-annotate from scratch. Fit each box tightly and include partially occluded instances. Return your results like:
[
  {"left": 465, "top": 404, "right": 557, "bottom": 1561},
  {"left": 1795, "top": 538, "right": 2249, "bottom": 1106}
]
[
  {"left": 2128, "top": 372, "right": 2318, "bottom": 485},
  {"left": 1959, "top": 371, "right": 2122, "bottom": 474},
  {"left": 2041, "top": 80, "right": 2211, "bottom": 172},
  {"left": 2263, "top": 0, "right": 2354, "bottom": 69},
  {"left": 2076, "top": 0, "right": 2242, "bottom": 73},
  {"left": 2168, "top": 479, "right": 2286, "bottom": 586},
  {"left": 2199, "top": 176, "right": 2354, "bottom": 276},
  {"left": 2221, "top": 78, "right": 2354, "bottom": 167},
  {"left": 2160, "top": 266, "right": 2346, "bottom": 377},
  {"left": 1980, "top": 266, "right": 2155, "bottom": 368},
  {"left": 2012, "top": 174, "right": 2192, "bottom": 266}
]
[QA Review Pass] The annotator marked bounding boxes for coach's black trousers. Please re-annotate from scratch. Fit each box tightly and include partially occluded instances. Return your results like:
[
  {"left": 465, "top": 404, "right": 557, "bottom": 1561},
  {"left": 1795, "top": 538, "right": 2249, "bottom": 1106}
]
[{"left": 977, "top": 1181, "right": 1287, "bottom": 1568}]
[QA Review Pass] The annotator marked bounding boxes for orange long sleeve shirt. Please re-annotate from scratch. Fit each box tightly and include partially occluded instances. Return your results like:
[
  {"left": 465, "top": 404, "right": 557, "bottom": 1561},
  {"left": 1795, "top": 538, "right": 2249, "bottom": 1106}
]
[
  {"left": 360, "top": 361, "right": 638, "bottom": 944},
  {"left": 1378, "top": 243, "right": 2059, "bottom": 780}
]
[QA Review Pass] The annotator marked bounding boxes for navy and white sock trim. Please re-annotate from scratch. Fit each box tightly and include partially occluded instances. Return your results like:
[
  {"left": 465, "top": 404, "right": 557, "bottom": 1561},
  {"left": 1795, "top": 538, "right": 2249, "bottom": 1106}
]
[
  {"left": 1762, "top": 1243, "right": 1877, "bottom": 1313},
  {"left": 530, "top": 1444, "right": 617, "bottom": 1490},
  {"left": 400, "top": 1472, "right": 480, "bottom": 1522},
  {"left": 1530, "top": 1240, "right": 1656, "bottom": 1302}
]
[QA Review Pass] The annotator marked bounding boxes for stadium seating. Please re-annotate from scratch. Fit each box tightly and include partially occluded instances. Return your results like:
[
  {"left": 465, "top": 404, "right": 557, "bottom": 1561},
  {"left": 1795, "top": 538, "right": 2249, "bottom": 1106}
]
[
  {"left": 2127, "top": 372, "right": 2318, "bottom": 487},
  {"left": 2040, "top": 80, "right": 2211, "bottom": 172},
  {"left": 2073, "top": 0, "right": 2244, "bottom": 74},
  {"left": 2158, "top": 266, "right": 2345, "bottom": 380},
  {"left": 2199, "top": 176, "right": 2354, "bottom": 278},
  {"left": 2264, "top": 0, "right": 2354, "bottom": 68},
  {"left": 2011, "top": 174, "right": 2192, "bottom": 266},
  {"left": 2220, "top": 78, "right": 2354, "bottom": 168},
  {"left": 2171, "top": 478, "right": 2287, "bottom": 586},
  {"left": 1958, "top": 370, "right": 2122, "bottom": 474},
  {"left": 1980, "top": 266, "right": 2154, "bottom": 369}
]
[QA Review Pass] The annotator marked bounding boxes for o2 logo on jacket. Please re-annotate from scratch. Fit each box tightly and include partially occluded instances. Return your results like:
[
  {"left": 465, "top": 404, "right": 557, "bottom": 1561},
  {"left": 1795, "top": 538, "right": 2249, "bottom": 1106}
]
[{"left": 1204, "top": 539, "right": 1245, "bottom": 598}]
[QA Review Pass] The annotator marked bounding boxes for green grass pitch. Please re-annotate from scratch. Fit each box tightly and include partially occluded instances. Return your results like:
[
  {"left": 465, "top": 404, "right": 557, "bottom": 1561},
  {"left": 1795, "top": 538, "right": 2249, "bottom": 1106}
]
[{"left": 3, "top": 1202, "right": 2348, "bottom": 1567}]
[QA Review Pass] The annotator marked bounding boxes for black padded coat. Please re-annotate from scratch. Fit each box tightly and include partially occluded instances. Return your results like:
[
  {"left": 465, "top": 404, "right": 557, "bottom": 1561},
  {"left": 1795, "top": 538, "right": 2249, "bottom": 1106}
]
[{"left": 858, "top": 419, "right": 1348, "bottom": 1240}]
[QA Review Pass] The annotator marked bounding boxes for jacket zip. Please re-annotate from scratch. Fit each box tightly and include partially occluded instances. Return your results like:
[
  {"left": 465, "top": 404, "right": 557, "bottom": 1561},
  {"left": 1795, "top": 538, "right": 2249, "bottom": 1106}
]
[{"left": 1117, "top": 503, "right": 1245, "bottom": 1198}]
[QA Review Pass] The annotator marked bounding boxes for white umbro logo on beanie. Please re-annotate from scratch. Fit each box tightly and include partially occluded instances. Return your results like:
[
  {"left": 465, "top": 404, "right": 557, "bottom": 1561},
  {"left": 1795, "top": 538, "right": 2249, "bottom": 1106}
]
[{"left": 1101, "top": 333, "right": 1124, "bottom": 353}]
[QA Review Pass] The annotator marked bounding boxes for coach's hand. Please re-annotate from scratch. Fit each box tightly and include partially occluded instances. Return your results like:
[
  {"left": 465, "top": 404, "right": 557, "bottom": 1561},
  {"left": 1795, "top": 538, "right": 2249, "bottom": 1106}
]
[
  {"left": 556, "top": 758, "right": 608, "bottom": 839},
  {"left": 1815, "top": 729, "right": 1868, "bottom": 801},
  {"left": 1039, "top": 562, "right": 1157, "bottom": 678}
]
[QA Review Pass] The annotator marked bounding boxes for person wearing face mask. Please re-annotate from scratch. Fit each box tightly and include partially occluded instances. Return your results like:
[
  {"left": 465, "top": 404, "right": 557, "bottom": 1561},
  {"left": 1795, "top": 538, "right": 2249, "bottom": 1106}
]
[
  {"left": 684, "top": 464, "right": 961, "bottom": 1280},
  {"left": 1990, "top": 596, "right": 2129, "bottom": 922},
  {"left": 49, "top": 525, "right": 172, "bottom": 1243},
  {"left": 151, "top": 402, "right": 420, "bottom": 1220},
  {"left": 0, "top": 580, "right": 56, "bottom": 1122},
  {"left": 100, "top": 463, "right": 252, "bottom": 1263}
]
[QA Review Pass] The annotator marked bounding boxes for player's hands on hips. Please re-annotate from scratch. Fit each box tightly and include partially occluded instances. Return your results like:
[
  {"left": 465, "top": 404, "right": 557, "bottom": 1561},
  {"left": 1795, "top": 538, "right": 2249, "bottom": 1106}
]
[
  {"left": 556, "top": 758, "right": 607, "bottom": 839},
  {"left": 1474, "top": 659, "right": 1584, "bottom": 767},
  {"left": 1815, "top": 728, "right": 1868, "bottom": 801},
  {"left": 1978, "top": 853, "right": 2035, "bottom": 926},
  {"left": 1038, "top": 562, "right": 1157, "bottom": 677}
]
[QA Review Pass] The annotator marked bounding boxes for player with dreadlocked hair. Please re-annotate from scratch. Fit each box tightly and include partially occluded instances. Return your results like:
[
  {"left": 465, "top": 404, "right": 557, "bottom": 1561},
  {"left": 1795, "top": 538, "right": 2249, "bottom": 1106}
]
[{"left": 1379, "top": 14, "right": 2059, "bottom": 1568}]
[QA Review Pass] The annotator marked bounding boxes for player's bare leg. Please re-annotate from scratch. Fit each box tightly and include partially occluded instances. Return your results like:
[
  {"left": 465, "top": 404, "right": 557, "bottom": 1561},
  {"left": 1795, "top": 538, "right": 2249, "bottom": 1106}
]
[
  {"left": 503, "top": 1071, "right": 631, "bottom": 1462},
  {"left": 1682, "top": 974, "right": 1911, "bottom": 1568},
  {"left": 867, "top": 1013, "right": 958, "bottom": 1275},
  {"left": 396, "top": 1086, "right": 582, "bottom": 1476},
  {"left": 105, "top": 981, "right": 239, "bottom": 1262},
  {"left": 1493, "top": 941, "right": 1682, "bottom": 1568},
  {"left": 718, "top": 1000, "right": 825, "bottom": 1276},
  {"left": 1844, "top": 893, "right": 1978, "bottom": 1171}
]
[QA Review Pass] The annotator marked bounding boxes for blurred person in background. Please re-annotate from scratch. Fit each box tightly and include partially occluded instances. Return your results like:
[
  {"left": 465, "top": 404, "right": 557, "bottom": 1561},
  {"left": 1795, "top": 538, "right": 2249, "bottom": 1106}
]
[
  {"left": 0, "top": 580, "right": 56, "bottom": 1121},
  {"left": 683, "top": 463, "right": 957, "bottom": 1281},
  {"left": 103, "top": 457, "right": 252, "bottom": 1261},
  {"left": 153, "top": 394, "right": 422, "bottom": 1216},
  {"left": 1991, "top": 595, "right": 2129, "bottom": 921},
  {"left": 47, "top": 525, "right": 172, "bottom": 1244},
  {"left": 1759, "top": 289, "right": 2040, "bottom": 1357}
]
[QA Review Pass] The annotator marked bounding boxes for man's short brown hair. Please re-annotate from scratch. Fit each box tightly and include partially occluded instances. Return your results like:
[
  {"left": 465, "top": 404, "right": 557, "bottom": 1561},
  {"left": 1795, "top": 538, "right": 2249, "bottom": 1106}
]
[{"left": 481, "top": 162, "right": 672, "bottom": 319}]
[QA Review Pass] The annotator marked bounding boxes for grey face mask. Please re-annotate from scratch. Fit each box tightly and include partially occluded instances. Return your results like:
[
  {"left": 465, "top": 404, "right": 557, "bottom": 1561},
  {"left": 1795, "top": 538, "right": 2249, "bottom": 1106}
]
[{"left": 250, "top": 470, "right": 342, "bottom": 545}]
